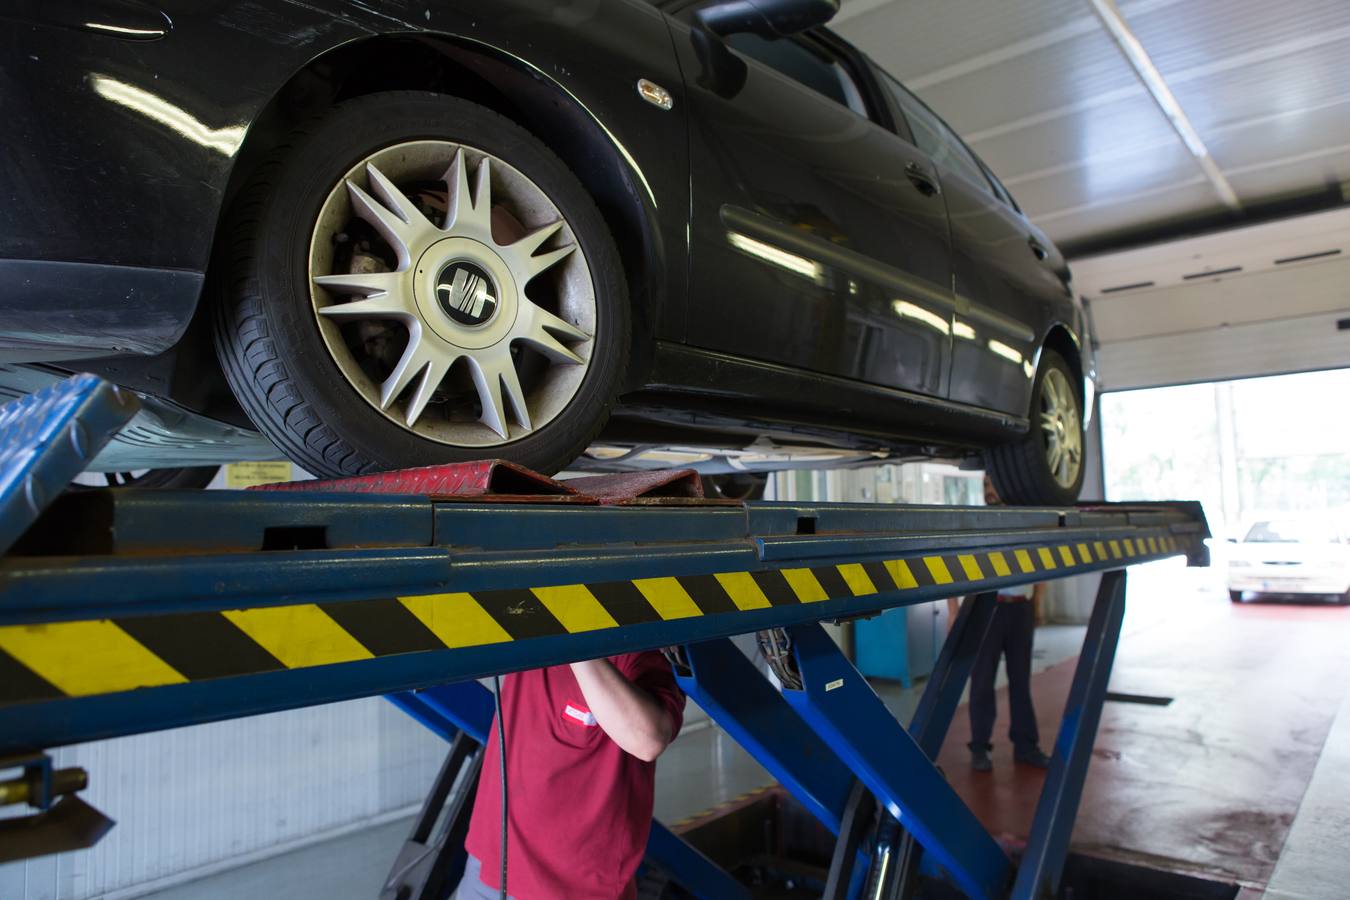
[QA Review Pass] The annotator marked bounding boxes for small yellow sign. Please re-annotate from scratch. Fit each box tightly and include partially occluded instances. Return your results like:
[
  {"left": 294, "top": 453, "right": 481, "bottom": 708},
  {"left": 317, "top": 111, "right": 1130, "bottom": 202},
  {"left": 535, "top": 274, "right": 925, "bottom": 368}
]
[{"left": 224, "top": 461, "right": 292, "bottom": 489}]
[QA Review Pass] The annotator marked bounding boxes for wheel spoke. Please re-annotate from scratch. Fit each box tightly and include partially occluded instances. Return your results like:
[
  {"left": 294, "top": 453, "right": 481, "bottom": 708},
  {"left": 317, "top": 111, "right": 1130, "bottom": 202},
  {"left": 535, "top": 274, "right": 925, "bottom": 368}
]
[
  {"left": 444, "top": 148, "right": 493, "bottom": 237},
  {"left": 1047, "top": 441, "right": 1063, "bottom": 475},
  {"left": 366, "top": 163, "right": 436, "bottom": 237},
  {"left": 346, "top": 179, "right": 416, "bottom": 267},
  {"left": 378, "top": 328, "right": 433, "bottom": 410},
  {"left": 403, "top": 356, "right": 452, "bottom": 428},
  {"left": 505, "top": 219, "right": 578, "bottom": 282},
  {"left": 315, "top": 292, "right": 415, "bottom": 322},
  {"left": 1040, "top": 411, "right": 1059, "bottom": 433},
  {"left": 515, "top": 298, "right": 589, "bottom": 364},
  {"left": 313, "top": 271, "right": 402, "bottom": 296},
  {"left": 468, "top": 349, "right": 528, "bottom": 438},
  {"left": 524, "top": 242, "right": 576, "bottom": 281}
]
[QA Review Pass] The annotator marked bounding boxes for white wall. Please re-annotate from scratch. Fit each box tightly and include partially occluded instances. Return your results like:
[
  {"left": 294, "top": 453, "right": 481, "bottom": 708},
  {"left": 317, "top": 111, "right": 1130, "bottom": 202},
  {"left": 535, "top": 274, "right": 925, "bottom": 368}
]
[{"left": 0, "top": 699, "right": 446, "bottom": 900}]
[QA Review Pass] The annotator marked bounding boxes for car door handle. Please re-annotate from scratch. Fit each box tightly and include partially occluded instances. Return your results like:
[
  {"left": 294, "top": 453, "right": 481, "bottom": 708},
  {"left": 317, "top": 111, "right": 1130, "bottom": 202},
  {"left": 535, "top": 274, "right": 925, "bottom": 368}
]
[
  {"left": 905, "top": 163, "right": 941, "bottom": 197},
  {"left": 1027, "top": 237, "right": 1048, "bottom": 261}
]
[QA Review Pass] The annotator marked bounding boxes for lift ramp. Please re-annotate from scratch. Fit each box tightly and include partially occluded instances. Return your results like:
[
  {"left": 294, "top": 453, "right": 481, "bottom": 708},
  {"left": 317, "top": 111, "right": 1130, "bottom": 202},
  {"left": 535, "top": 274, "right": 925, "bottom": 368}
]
[{"left": 0, "top": 375, "right": 1211, "bottom": 898}]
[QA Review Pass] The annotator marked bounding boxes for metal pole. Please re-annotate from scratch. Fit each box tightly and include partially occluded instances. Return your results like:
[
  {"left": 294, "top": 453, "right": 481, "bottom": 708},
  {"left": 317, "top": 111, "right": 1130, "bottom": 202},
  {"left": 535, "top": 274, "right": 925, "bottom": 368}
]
[{"left": 1010, "top": 569, "right": 1127, "bottom": 899}]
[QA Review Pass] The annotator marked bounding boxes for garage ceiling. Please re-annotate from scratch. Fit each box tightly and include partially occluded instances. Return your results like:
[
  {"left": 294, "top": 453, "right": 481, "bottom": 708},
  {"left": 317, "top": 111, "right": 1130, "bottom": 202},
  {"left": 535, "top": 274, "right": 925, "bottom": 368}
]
[{"left": 834, "top": 0, "right": 1350, "bottom": 255}]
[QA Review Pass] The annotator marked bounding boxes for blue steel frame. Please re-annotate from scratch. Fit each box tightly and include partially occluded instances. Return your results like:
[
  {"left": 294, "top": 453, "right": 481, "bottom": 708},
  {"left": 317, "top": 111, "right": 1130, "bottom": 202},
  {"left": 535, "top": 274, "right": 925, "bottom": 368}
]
[
  {"left": 0, "top": 376, "right": 1195, "bottom": 893},
  {"left": 783, "top": 623, "right": 1011, "bottom": 899},
  {"left": 1010, "top": 570, "right": 1127, "bottom": 900}
]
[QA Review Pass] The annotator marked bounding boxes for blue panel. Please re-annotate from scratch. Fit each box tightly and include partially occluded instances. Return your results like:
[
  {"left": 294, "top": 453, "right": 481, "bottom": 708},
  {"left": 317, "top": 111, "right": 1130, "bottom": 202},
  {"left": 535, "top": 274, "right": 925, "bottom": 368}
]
[
  {"left": 677, "top": 639, "right": 856, "bottom": 833},
  {"left": 853, "top": 609, "right": 910, "bottom": 686},
  {"left": 385, "top": 692, "right": 459, "bottom": 743},
  {"left": 783, "top": 624, "right": 1010, "bottom": 900},
  {"left": 0, "top": 373, "right": 137, "bottom": 554},
  {"left": 412, "top": 682, "right": 497, "bottom": 744}
]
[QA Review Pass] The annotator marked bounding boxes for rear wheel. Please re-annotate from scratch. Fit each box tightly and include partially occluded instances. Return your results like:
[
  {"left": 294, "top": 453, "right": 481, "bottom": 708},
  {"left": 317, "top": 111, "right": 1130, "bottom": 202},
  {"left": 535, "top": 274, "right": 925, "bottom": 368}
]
[
  {"left": 985, "top": 349, "right": 1084, "bottom": 505},
  {"left": 1229, "top": 590, "right": 1244, "bottom": 603},
  {"left": 213, "top": 92, "right": 628, "bottom": 478}
]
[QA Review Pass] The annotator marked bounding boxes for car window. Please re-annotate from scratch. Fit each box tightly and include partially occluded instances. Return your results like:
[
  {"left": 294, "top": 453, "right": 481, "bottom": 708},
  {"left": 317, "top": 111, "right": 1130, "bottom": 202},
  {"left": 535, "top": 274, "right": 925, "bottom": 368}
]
[
  {"left": 879, "top": 71, "right": 995, "bottom": 198},
  {"left": 981, "top": 162, "right": 1021, "bottom": 212},
  {"left": 727, "top": 33, "right": 870, "bottom": 119}
]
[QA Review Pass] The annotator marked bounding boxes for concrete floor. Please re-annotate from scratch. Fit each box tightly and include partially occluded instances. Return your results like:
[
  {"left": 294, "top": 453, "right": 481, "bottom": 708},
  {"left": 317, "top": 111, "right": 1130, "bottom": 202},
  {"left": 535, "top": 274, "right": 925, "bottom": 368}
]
[
  {"left": 142, "top": 569, "right": 1350, "bottom": 899},
  {"left": 935, "top": 565, "right": 1350, "bottom": 897}
]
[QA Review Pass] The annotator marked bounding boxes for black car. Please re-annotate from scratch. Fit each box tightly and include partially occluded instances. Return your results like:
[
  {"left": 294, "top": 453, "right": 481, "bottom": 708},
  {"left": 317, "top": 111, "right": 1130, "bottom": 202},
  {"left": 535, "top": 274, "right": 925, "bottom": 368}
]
[{"left": 0, "top": 0, "right": 1092, "bottom": 503}]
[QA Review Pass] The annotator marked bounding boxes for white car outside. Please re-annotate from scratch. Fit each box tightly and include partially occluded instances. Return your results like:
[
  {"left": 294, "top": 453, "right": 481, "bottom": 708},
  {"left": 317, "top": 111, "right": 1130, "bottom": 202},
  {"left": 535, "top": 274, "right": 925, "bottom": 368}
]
[{"left": 1228, "top": 518, "right": 1350, "bottom": 602}]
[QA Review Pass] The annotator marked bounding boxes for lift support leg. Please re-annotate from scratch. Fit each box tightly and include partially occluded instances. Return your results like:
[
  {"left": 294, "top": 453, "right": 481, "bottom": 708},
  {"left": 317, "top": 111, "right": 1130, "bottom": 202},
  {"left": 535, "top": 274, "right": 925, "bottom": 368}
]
[
  {"left": 783, "top": 623, "right": 1012, "bottom": 899},
  {"left": 1010, "top": 569, "right": 1127, "bottom": 900},
  {"left": 890, "top": 591, "right": 999, "bottom": 897}
]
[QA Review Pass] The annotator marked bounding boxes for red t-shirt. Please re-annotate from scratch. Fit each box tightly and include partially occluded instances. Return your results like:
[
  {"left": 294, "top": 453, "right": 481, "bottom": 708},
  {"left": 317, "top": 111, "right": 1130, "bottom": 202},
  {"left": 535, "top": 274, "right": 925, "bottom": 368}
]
[{"left": 465, "top": 652, "right": 686, "bottom": 900}]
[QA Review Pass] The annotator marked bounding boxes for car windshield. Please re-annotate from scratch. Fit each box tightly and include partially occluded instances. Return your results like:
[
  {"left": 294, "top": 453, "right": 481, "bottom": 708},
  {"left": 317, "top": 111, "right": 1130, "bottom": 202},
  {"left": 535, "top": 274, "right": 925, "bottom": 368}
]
[{"left": 1243, "top": 521, "right": 1340, "bottom": 543}]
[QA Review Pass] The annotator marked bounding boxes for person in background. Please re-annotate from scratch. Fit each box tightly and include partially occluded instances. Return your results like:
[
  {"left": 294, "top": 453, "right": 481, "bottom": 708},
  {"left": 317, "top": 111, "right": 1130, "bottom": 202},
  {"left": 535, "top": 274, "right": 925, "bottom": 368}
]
[
  {"left": 965, "top": 476, "right": 1053, "bottom": 772},
  {"left": 456, "top": 654, "right": 685, "bottom": 900}
]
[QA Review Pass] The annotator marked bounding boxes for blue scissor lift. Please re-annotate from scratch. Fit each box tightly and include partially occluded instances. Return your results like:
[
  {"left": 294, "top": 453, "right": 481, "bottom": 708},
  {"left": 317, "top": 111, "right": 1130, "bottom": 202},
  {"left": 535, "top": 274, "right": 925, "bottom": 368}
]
[{"left": 0, "top": 375, "right": 1209, "bottom": 898}]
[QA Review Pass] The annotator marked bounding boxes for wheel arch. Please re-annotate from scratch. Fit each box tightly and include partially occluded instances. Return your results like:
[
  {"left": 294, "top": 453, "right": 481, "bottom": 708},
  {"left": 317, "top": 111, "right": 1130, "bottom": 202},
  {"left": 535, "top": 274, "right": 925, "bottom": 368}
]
[
  {"left": 213, "top": 32, "right": 665, "bottom": 383},
  {"left": 1040, "top": 323, "right": 1085, "bottom": 402}
]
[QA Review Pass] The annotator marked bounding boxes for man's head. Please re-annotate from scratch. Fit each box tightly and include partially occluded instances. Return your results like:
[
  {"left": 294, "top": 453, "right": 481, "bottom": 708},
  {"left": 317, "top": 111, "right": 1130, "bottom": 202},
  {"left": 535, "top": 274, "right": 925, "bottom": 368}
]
[{"left": 983, "top": 476, "right": 1002, "bottom": 507}]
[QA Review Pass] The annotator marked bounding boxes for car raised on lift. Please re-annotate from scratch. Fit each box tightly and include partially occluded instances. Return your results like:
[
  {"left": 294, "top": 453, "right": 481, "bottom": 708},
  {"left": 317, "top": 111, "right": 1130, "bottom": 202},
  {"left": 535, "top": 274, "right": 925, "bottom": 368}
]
[{"left": 0, "top": 0, "right": 1093, "bottom": 503}]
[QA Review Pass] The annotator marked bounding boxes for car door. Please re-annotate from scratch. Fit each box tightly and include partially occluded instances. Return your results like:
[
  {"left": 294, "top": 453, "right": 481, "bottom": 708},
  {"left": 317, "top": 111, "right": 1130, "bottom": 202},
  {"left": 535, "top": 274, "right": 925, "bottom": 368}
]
[
  {"left": 667, "top": 15, "right": 955, "bottom": 397},
  {"left": 880, "top": 74, "right": 1074, "bottom": 415}
]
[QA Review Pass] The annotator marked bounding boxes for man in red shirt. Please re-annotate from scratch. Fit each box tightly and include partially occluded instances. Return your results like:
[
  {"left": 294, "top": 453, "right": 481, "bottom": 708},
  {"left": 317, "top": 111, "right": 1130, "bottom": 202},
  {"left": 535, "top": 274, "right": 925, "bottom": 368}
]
[{"left": 456, "top": 652, "right": 686, "bottom": 900}]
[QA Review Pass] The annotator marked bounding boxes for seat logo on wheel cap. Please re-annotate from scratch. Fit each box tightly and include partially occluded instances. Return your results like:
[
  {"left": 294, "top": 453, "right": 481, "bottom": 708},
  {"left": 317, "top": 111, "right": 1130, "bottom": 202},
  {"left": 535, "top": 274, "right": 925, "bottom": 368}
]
[{"left": 435, "top": 261, "right": 498, "bottom": 327}]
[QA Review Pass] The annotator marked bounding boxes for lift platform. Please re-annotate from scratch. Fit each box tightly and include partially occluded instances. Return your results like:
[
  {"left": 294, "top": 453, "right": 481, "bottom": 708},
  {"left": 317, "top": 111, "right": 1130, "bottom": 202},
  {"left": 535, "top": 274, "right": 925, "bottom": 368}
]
[{"left": 0, "top": 375, "right": 1210, "bottom": 898}]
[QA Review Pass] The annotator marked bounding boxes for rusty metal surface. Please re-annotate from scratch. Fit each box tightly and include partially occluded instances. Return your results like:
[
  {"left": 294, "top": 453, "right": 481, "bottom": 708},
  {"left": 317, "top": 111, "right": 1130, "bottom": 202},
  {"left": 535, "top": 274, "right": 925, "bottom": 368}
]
[{"left": 249, "top": 459, "right": 586, "bottom": 502}]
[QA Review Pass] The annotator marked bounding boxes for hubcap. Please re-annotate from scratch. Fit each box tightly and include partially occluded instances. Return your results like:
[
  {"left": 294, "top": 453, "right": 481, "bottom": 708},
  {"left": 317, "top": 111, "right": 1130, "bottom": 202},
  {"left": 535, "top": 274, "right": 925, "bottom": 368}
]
[
  {"left": 1039, "top": 367, "right": 1083, "bottom": 489},
  {"left": 308, "top": 141, "right": 595, "bottom": 447},
  {"left": 435, "top": 260, "right": 498, "bottom": 327}
]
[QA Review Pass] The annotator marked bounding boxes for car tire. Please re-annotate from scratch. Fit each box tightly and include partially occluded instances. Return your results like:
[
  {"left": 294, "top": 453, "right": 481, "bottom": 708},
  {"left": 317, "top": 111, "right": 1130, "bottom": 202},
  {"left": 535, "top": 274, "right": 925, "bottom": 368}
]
[
  {"left": 213, "top": 92, "right": 629, "bottom": 478},
  {"left": 71, "top": 466, "right": 220, "bottom": 490},
  {"left": 985, "top": 348, "right": 1085, "bottom": 506},
  {"left": 1229, "top": 590, "right": 1244, "bottom": 603},
  {"left": 701, "top": 472, "right": 769, "bottom": 501}
]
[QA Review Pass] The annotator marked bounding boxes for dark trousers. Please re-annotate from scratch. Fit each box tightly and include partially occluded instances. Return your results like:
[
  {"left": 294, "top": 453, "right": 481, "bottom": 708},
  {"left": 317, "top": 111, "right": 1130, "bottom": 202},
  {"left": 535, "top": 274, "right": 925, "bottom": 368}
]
[{"left": 968, "top": 599, "right": 1038, "bottom": 752}]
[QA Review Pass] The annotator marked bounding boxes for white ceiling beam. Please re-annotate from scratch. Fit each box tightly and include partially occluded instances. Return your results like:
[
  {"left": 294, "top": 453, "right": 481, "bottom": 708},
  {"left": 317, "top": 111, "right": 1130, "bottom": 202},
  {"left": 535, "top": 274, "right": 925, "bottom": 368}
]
[{"left": 1087, "top": 0, "right": 1241, "bottom": 210}]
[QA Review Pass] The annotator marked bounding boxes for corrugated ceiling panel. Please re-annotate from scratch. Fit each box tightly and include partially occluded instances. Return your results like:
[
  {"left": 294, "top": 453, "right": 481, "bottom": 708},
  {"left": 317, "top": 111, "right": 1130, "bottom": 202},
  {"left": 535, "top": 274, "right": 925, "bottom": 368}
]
[
  {"left": 836, "top": 0, "right": 1088, "bottom": 83},
  {"left": 912, "top": 28, "right": 1140, "bottom": 136},
  {"left": 1038, "top": 179, "right": 1223, "bottom": 246},
  {"left": 1126, "top": 0, "right": 1350, "bottom": 76},
  {"left": 1206, "top": 98, "right": 1350, "bottom": 170},
  {"left": 1165, "top": 34, "right": 1350, "bottom": 133},
  {"left": 971, "top": 93, "right": 1180, "bottom": 196},
  {"left": 1226, "top": 147, "right": 1350, "bottom": 204},
  {"left": 1010, "top": 140, "right": 1200, "bottom": 220}
]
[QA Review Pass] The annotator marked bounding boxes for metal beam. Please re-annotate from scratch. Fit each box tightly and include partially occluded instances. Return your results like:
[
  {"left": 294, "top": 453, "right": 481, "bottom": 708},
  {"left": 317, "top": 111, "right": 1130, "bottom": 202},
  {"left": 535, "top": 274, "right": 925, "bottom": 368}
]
[
  {"left": 1088, "top": 0, "right": 1241, "bottom": 210},
  {"left": 892, "top": 591, "right": 999, "bottom": 897},
  {"left": 783, "top": 624, "right": 1011, "bottom": 899},
  {"left": 1010, "top": 569, "right": 1128, "bottom": 899},
  {"left": 676, "top": 638, "right": 856, "bottom": 833}
]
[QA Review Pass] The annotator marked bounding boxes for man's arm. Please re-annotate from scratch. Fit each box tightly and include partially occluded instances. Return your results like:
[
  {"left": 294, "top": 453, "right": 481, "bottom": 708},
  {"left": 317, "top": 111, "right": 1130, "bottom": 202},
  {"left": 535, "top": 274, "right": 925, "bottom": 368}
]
[{"left": 570, "top": 659, "right": 676, "bottom": 762}]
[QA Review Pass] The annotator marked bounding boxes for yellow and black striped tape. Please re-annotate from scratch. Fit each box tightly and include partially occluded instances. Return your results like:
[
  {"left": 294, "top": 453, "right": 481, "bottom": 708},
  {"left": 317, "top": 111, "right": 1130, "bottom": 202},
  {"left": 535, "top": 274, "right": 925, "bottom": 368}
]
[{"left": 0, "top": 532, "right": 1185, "bottom": 707}]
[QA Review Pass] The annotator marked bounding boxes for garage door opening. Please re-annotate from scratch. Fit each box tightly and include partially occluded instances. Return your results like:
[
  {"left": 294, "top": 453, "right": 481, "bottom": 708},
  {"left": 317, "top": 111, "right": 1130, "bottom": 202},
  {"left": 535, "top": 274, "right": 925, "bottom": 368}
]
[{"left": 1101, "top": 367, "right": 1350, "bottom": 539}]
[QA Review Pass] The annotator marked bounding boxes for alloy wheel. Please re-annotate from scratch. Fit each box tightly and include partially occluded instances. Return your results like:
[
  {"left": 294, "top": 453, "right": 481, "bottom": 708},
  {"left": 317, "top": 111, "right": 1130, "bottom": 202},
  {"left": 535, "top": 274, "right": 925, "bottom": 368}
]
[
  {"left": 308, "top": 141, "right": 596, "bottom": 447},
  {"left": 1039, "top": 366, "right": 1082, "bottom": 489}
]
